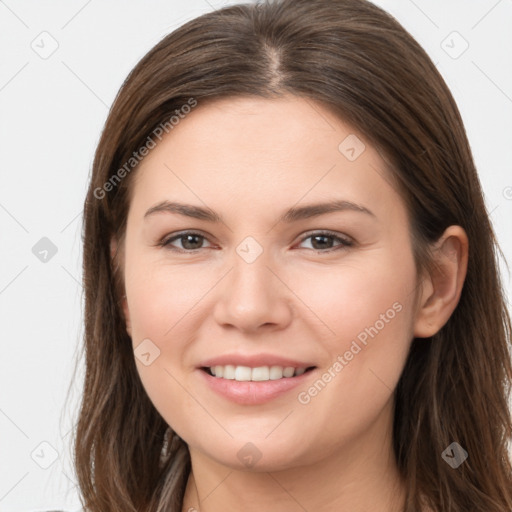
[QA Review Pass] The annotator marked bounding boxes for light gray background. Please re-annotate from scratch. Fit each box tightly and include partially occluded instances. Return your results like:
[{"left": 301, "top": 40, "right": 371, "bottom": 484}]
[{"left": 1, "top": 0, "right": 511, "bottom": 510}]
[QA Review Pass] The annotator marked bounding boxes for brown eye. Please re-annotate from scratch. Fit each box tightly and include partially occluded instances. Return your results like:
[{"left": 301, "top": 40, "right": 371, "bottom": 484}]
[
  {"left": 298, "top": 231, "right": 353, "bottom": 252},
  {"left": 162, "top": 232, "right": 211, "bottom": 252}
]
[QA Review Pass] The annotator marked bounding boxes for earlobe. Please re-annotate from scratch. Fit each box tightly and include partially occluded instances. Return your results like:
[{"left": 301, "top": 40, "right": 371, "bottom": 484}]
[{"left": 413, "top": 225, "right": 469, "bottom": 338}]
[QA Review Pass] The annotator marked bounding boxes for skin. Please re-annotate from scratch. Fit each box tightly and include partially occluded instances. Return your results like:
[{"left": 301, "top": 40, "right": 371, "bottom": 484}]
[{"left": 112, "top": 95, "right": 468, "bottom": 512}]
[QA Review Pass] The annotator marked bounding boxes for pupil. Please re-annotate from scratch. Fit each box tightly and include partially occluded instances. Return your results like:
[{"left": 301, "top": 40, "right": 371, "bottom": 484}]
[
  {"left": 312, "top": 235, "right": 332, "bottom": 250},
  {"left": 183, "top": 234, "right": 202, "bottom": 250}
]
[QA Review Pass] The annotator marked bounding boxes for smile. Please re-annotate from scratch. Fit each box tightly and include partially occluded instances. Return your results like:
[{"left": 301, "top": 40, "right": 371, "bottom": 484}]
[
  {"left": 198, "top": 365, "right": 317, "bottom": 405},
  {"left": 202, "top": 365, "right": 315, "bottom": 381}
]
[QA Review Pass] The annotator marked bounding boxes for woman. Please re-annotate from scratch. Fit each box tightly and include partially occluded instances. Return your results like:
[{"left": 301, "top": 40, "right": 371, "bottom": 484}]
[{"left": 72, "top": 0, "right": 512, "bottom": 510}]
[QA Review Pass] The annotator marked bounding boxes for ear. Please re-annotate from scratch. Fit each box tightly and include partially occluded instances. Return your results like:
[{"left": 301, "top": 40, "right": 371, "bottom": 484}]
[
  {"left": 110, "top": 237, "right": 132, "bottom": 338},
  {"left": 413, "top": 225, "right": 469, "bottom": 338}
]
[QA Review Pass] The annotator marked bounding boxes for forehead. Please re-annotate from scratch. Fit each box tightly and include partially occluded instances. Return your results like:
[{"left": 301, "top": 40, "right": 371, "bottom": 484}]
[{"left": 128, "top": 95, "right": 402, "bottom": 225}]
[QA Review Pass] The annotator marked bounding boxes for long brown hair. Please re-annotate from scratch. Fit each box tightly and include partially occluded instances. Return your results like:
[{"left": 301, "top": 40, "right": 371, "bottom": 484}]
[{"left": 72, "top": 0, "right": 512, "bottom": 510}]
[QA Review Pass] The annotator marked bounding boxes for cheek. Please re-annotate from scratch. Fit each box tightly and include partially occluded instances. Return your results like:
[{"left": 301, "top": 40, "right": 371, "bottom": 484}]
[
  {"left": 123, "top": 259, "right": 209, "bottom": 431},
  {"left": 301, "top": 251, "right": 415, "bottom": 346},
  {"left": 293, "top": 253, "right": 417, "bottom": 429},
  {"left": 296, "top": 306, "right": 412, "bottom": 452},
  {"left": 123, "top": 242, "right": 210, "bottom": 342},
  {"left": 123, "top": 254, "right": 217, "bottom": 415}
]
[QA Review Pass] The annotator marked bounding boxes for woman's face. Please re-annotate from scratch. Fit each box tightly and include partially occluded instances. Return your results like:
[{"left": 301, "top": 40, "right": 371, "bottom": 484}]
[{"left": 118, "top": 95, "right": 422, "bottom": 471}]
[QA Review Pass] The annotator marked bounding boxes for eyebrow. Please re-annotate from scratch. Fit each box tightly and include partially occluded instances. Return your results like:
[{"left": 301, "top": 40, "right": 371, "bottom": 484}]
[{"left": 144, "top": 199, "right": 375, "bottom": 223}]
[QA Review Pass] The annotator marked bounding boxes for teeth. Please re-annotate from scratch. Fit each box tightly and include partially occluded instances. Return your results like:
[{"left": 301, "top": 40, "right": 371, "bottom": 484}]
[{"left": 208, "top": 365, "right": 310, "bottom": 381}]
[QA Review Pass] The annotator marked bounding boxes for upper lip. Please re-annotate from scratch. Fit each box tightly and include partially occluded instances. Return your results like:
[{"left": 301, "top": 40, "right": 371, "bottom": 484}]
[{"left": 198, "top": 353, "right": 316, "bottom": 369}]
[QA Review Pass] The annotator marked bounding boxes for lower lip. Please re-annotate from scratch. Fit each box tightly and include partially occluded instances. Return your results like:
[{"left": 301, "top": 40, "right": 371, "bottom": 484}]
[{"left": 197, "top": 368, "right": 316, "bottom": 405}]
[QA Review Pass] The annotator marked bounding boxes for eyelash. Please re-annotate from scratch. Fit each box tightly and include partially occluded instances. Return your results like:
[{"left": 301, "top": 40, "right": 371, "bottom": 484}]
[{"left": 158, "top": 230, "right": 354, "bottom": 254}]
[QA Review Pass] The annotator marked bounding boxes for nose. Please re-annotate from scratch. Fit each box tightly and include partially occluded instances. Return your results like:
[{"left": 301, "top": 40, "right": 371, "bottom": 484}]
[{"left": 212, "top": 251, "right": 294, "bottom": 334}]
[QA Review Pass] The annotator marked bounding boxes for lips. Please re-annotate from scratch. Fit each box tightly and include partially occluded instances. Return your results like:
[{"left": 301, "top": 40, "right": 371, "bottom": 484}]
[
  {"left": 195, "top": 353, "right": 318, "bottom": 404},
  {"left": 197, "top": 364, "right": 317, "bottom": 405}
]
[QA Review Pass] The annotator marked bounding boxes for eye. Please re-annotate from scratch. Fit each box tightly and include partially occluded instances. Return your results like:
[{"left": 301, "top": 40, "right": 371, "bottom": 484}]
[
  {"left": 297, "top": 231, "right": 353, "bottom": 253},
  {"left": 160, "top": 231, "right": 212, "bottom": 252}
]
